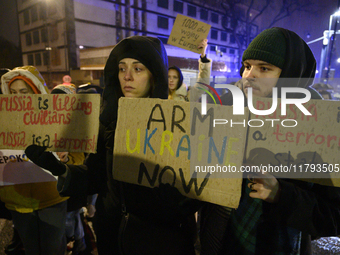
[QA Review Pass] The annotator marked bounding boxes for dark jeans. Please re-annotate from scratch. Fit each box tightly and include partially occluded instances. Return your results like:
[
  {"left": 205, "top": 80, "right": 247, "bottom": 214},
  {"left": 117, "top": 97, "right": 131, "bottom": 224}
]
[{"left": 10, "top": 200, "right": 67, "bottom": 255}]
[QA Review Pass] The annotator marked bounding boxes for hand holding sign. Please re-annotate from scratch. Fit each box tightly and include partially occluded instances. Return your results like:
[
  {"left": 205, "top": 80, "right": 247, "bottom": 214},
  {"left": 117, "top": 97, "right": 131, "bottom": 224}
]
[
  {"left": 198, "top": 39, "right": 208, "bottom": 58},
  {"left": 168, "top": 14, "right": 211, "bottom": 53},
  {"left": 247, "top": 169, "right": 281, "bottom": 203},
  {"left": 25, "top": 144, "right": 67, "bottom": 176}
]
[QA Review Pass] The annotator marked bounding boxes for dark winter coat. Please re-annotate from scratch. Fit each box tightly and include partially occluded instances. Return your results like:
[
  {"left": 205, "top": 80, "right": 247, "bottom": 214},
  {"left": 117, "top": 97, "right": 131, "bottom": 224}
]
[
  {"left": 59, "top": 36, "right": 198, "bottom": 254},
  {"left": 200, "top": 28, "right": 340, "bottom": 255}
]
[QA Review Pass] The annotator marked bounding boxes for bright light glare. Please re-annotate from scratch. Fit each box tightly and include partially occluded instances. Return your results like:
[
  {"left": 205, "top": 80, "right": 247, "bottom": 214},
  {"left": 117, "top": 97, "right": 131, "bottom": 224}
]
[
  {"left": 333, "top": 10, "right": 340, "bottom": 16},
  {"left": 79, "top": 45, "right": 84, "bottom": 49}
]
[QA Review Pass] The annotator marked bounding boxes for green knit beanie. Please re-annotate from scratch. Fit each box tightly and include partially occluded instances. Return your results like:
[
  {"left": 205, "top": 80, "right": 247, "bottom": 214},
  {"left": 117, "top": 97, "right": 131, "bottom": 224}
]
[{"left": 242, "top": 28, "right": 286, "bottom": 69}]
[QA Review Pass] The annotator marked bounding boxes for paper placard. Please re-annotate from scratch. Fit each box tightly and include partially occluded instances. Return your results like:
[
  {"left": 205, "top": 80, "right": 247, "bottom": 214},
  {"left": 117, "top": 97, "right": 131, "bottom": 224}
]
[
  {"left": 0, "top": 149, "right": 58, "bottom": 186},
  {"left": 113, "top": 98, "right": 247, "bottom": 208},
  {"left": 168, "top": 14, "right": 211, "bottom": 53},
  {"left": 246, "top": 98, "right": 340, "bottom": 187},
  {"left": 0, "top": 94, "right": 100, "bottom": 153}
]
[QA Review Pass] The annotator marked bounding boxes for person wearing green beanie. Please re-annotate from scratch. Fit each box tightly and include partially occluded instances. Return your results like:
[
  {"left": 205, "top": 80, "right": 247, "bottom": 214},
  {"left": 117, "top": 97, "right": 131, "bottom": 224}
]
[{"left": 199, "top": 27, "right": 340, "bottom": 255}]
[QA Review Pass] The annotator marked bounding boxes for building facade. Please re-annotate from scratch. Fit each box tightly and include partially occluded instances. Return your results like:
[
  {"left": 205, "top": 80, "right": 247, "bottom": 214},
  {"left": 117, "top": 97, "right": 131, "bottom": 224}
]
[{"left": 16, "top": 0, "right": 261, "bottom": 88}]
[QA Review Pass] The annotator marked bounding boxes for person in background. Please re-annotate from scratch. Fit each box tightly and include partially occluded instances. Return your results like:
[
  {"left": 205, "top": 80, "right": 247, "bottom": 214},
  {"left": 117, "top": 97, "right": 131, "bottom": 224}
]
[
  {"left": 0, "top": 66, "right": 68, "bottom": 255},
  {"left": 77, "top": 83, "right": 104, "bottom": 96},
  {"left": 0, "top": 68, "right": 24, "bottom": 255},
  {"left": 168, "top": 65, "right": 187, "bottom": 101},
  {"left": 76, "top": 84, "right": 100, "bottom": 220},
  {"left": 168, "top": 39, "right": 211, "bottom": 102},
  {"left": 51, "top": 84, "right": 87, "bottom": 255},
  {"left": 25, "top": 36, "right": 201, "bottom": 255},
  {"left": 199, "top": 27, "right": 340, "bottom": 255}
]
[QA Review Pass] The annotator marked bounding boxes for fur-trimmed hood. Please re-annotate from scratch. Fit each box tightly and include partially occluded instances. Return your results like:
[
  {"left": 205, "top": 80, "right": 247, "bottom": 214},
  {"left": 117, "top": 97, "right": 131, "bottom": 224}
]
[{"left": 1, "top": 66, "right": 48, "bottom": 95}]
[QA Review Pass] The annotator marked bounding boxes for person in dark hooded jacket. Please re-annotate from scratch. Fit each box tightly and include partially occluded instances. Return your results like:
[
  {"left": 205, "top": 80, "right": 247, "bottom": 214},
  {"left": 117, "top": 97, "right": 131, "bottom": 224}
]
[
  {"left": 199, "top": 27, "right": 340, "bottom": 255},
  {"left": 24, "top": 36, "right": 199, "bottom": 254}
]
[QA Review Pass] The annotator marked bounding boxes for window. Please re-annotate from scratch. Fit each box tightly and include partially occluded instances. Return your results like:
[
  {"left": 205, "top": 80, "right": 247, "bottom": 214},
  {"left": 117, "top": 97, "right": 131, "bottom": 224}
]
[
  {"left": 187, "top": 5, "right": 196, "bottom": 17},
  {"left": 35, "top": 53, "right": 42, "bottom": 66},
  {"left": 43, "top": 52, "right": 49, "bottom": 66},
  {"left": 174, "top": 1, "right": 183, "bottom": 13},
  {"left": 39, "top": 3, "right": 46, "bottom": 20},
  {"left": 210, "top": 29, "right": 218, "bottom": 40},
  {"left": 33, "top": 30, "right": 40, "bottom": 44},
  {"left": 229, "top": 49, "right": 235, "bottom": 54},
  {"left": 230, "top": 34, "right": 235, "bottom": 43},
  {"left": 25, "top": 33, "right": 32, "bottom": 46},
  {"left": 48, "top": 2, "right": 57, "bottom": 15},
  {"left": 23, "top": 10, "right": 30, "bottom": 25},
  {"left": 221, "top": 32, "right": 227, "bottom": 41},
  {"left": 210, "top": 45, "right": 216, "bottom": 52},
  {"left": 211, "top": 13, "right": 218, "bottom": 23},
  {"left": 31, "top": 6, "right": 38, "bottom": 22},
  {"left": 41, "top": 28, "right": 48, "bottom": 43},
  {"left": 157, "top": 16, "right": 168, "bottom": 29},
  {"left": 157, "top": 0, "right": 168, "bottom": 9},
  {"left": 222, "top": 16, "right": 229, "bottom": 28},
  {"left": 27, "top": 54, "right": 34, "bottom": 65},
  {"left": 200, "top": 9, "right": 208, "bottom": 21},
  {"left": 220, "top": 47, "right": 227, "bottom": 53}
]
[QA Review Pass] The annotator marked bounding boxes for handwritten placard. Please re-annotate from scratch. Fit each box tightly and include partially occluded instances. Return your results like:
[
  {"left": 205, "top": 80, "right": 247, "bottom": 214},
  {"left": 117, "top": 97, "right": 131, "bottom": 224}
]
[
  {"left": 0, "top": 94, "right": 100, "bottom": 153},
  {"left": 246, "top": 98, "right": 340, "bottom": 187},
  {"left": 168, "top": 14, "right": 211, "bottom": 53},
  {"left": 113, "top": 98, "right": 247, "bottom": 208}
]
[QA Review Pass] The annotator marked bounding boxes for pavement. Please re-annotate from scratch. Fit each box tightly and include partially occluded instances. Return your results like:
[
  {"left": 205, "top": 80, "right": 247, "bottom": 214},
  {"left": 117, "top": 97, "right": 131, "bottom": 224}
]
[
  {"left": 1, "top": 218, "right": 340, "bottom": 254},
  {"left": 0, "top": 219, "right": 13, "bottom": 255}
]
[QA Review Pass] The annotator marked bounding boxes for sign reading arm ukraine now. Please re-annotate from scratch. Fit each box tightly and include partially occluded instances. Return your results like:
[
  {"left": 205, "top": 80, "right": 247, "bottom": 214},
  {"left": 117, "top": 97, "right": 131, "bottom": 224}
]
[{"left": 113, "top": 98, "right": 247, "bottom": 208}]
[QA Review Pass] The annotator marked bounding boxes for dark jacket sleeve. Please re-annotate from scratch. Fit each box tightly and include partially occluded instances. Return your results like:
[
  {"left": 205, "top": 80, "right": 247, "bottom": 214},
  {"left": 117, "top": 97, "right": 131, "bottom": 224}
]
[
  {"left": 58, "top": 124, "right": 108, "bottom": 198},
  {"left": 269, "top": 179, "right": 340, "bottom": 237}
]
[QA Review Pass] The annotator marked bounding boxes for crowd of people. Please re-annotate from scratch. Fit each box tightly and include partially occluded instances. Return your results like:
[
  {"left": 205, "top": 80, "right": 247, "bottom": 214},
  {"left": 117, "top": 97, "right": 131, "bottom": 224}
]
[{"left": 0, "top": 27, "right": 340, "bottom": 255}]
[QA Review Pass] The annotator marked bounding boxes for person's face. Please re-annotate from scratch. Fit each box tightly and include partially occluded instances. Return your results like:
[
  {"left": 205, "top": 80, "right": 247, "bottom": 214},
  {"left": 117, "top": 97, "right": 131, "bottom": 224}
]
[
  {"left": 168, "top": 69, "right": 179, "bottom": 92},
  {"left": 118, "top": 58, "right": 153, "bottom": 98},
  {"left": 10, "top": 79, "right": 34, "bottom": 94},
  {"left": 242, "top": 59, "right": 282, "bottom": 97}
]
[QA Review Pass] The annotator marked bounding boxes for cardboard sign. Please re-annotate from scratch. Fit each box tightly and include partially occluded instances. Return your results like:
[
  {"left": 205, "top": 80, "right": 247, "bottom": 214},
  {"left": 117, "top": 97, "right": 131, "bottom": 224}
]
[
  {"left": 0, "top": 94, "right": 100, "bottom": 153},
  {"left": 0, "top": 149, "right": 58, "bottom": 186},
  {"left": 246, "top": 98, "right": 340, "bottom": 187},
  {"left": 168, "top": 14, "right": 211, "bottom": 53},
  {"left": 113, "top": 98, "right": 247, "bottom": 208}
]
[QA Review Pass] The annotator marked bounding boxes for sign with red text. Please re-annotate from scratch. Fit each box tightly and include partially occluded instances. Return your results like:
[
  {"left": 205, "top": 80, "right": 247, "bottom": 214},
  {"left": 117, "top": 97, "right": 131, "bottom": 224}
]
[
  {"left": 0, "top": 94, "right": 100, "bottom": 153},
  {"left": 113, "top": 98, "right": 245, "bottom": 208},
  {"left": 168, "top": 14, "right": 211, "bottom": 53},
  {"left": 246, "top": 98, "right": 340, "bottom": 187}
]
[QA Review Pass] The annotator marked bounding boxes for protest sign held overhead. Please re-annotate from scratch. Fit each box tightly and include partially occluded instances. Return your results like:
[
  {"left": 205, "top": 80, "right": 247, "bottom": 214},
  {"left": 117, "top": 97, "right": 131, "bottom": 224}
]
[
  {"left": 168, "top": 14, "right": 211, "bottom": 53},
  {"left": 113, "top": 98, "right": 247, "bottom": 208}
]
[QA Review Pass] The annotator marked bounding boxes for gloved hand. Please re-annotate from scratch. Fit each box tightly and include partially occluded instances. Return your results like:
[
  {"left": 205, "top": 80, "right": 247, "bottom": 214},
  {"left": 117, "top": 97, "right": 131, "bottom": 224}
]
[{"left": 25, "top": 145, "right": 67, "bottom": 176}]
